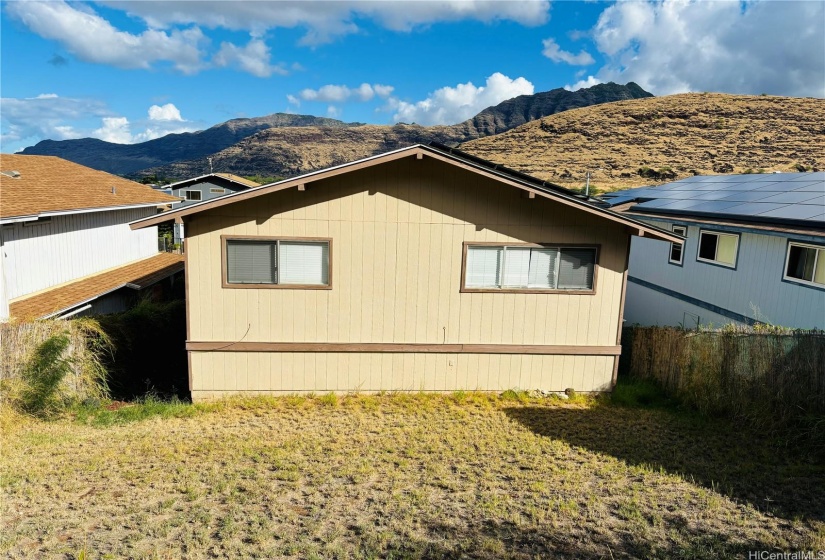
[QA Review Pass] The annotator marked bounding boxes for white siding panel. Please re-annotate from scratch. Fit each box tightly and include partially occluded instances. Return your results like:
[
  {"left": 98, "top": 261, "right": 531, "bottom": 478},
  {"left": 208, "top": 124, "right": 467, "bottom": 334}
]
[
  {"left": 2, "top": 208, "right": 159, "bottom": 300},
  {"left": 626, "top": 220, "right": 825, "bottom": 329}
]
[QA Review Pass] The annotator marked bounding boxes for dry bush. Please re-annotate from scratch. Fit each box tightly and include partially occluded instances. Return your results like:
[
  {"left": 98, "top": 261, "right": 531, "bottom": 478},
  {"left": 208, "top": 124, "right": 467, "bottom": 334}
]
[{"left": 0, "top": 318, "right": 110, "bottom": 411}]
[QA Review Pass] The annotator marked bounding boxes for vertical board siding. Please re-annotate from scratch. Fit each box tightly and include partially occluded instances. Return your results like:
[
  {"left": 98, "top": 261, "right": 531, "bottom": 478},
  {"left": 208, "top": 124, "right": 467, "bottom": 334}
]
[
  {"left": 626, "top": 219, "right": 825, "bottom": 329},
  {"left": 189, "top": 352, "right": 616, "bottom": 399},
  {"left": 3, "top": 208, "right": 159, "bottom": 300},
  {"left": 186, "top": 157, "right": 630, "bottom": 394}
]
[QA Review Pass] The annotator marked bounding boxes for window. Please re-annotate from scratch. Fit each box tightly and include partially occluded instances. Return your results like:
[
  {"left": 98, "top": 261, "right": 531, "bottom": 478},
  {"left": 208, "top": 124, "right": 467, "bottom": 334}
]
[
  {"left": 463, "top": 244, "right": 597, "bottom": 292},
  {"left": 669, "top": 225, "right": 687, "bottom": 265},
  {"left": 697, "top": 230, "right": 738, "bottom": 268},
  {"left": 184, "top": 190, "right": 202, "bottom": 201},
  {"left": 210, "top": 188, "right": 225, "bottom": 194},
  {"left": 784, "top": 242, "right": 825, "bottom": 288},
  {"left": 223, "top": 237, "right": 330, "bottom": 288}
]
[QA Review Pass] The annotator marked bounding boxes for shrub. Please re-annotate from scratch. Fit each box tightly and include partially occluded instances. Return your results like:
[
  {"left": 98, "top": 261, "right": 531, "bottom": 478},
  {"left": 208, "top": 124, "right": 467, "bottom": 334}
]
[{"left": 19, "top": 333, "right": 73, "bottom": 416}]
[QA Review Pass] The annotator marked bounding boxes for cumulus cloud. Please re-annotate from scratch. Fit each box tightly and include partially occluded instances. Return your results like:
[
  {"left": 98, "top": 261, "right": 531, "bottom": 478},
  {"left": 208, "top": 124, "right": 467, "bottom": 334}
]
[
  {"left": 583, "top": 0, "right": 825, "bottom": 97},
  {"left": 541, "top": 38, "right": 595, "bottom": 66},
  {"left": 5, "top": 0, "right": 206, "bottom": 74},
  {"left": 0, "top": 95, "right": 200, "bottom": 150},
  {"left": 389, "top": 73, "right": 534, "bottom": 126},
  {"left": 296, "top": 83, "right": 394, "bottom": 103},
  {"left": 102, "top": 0, "right": 550, "bottom": 45},
  {"left": 212, "top": 38, "right": 287, "bottom": 78}
]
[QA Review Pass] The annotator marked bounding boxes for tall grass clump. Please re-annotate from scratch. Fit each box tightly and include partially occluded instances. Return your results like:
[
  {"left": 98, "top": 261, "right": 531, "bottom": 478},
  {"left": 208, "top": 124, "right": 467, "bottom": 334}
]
[
  {"left": 1, "top": 319, "right": 111, "bottom": 416},
  {"left": 622, "top": 325, "right": 825, "bottom": 453}
]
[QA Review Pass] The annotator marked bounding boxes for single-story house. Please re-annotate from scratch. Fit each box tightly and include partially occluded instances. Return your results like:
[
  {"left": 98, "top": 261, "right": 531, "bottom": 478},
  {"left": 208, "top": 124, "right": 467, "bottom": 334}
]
[
  {"left": 131, "top": 143, "right": 679, "bottom": 400},
  {"left": 1, "top": 155, "right": 184, "bottom": 321},
  {"left": 601, "top": 172, "right": 825, "bottom": 329}
]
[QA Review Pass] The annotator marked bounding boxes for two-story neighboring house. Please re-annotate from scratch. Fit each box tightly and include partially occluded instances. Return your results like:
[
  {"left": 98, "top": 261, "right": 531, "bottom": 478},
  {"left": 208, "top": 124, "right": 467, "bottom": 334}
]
[
  {"left": 602, "top": 172, "right": 825, "bottom": 329},
  {"left": 1, "top": 155, "right": 184, "bottom": 321},
  {"left": 158, "top": 173, "right": 260, "bottom": 243}
]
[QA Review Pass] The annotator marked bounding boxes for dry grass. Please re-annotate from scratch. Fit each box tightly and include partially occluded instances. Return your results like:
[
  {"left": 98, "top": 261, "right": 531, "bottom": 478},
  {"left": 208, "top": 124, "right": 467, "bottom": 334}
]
[
  {"left": 2, "top": 392, "right": 823, "bottom": 559},
  {"left": 463, "top": 93, "right": 825, "bottom": 192}
]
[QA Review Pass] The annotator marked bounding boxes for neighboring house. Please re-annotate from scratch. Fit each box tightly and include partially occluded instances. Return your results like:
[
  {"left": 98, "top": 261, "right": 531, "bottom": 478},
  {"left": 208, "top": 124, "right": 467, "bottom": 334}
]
[
  {"left": 131, "top": 143, "right": 679, "bottom": 400},
  {"left": 601, "top": 172, "right": 825, "bottom": 329},
  {"left": 1, "top": 155, "right": 184, "bottom": 321},
  {"left": 158, "top": 173, "right": 260, "bottom": 243}
]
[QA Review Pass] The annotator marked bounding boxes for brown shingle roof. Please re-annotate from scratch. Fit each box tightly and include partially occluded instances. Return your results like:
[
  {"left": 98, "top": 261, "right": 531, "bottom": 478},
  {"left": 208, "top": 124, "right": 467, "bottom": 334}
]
[
  {"left": 8, "top": 253, "right": 184, "bottom": 320},
  {"left": 0, "top": 154, "right": 180, "bottom": 219}
]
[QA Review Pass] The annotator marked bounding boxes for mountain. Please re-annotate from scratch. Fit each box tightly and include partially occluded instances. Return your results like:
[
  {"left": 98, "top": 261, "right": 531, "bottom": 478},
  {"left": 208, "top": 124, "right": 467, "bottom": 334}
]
[
  {"left": 19, "top": 114, "right": 364, "bottom": 175},
  {"left": 460, "top": 93, "right": 825, "bottom": 192},
  {"left": 18, "top": 82, "right": 653, "bottom": 178}
]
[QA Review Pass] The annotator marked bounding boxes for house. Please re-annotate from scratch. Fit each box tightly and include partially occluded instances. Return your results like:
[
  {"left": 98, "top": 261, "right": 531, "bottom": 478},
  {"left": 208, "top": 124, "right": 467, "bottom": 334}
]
[
  {"left": 158, "top": 173, "right": 260, "bottom": 244},
  {"left": 601, "top": 172, "right": 825, "bottom": 329},
  {"left": 1, "top": 155, "right": 184, "bottom": 321},
  {"left": 130, "top": 143, "right": 679, "bottom": 400}
]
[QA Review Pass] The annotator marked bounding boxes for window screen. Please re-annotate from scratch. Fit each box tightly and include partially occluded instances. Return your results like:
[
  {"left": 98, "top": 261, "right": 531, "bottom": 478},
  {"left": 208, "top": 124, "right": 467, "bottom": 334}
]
[
  {"left": 465, "top": 245, "right": 595, "bottom": 290},
  {"left": 226, "top": 239, "right": 329, "bottom": 286},
  {"left": 669, "top": 226, "right": 686, "bottom": 264}
]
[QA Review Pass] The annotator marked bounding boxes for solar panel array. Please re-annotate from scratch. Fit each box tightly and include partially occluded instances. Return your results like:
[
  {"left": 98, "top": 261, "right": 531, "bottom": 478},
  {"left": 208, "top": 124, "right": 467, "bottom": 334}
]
[{"left": 602, "top": 172, "right": 825, "bottom": 226}]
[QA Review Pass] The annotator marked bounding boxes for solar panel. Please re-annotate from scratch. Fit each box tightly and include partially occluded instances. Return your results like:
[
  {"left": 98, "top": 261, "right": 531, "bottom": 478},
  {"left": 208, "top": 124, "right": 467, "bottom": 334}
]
[
  {"left": 682, "top": 200, "right": 746, "bottom": 212},
  {"left": 757, "top": 205, "right": 825, "bottom": 220},
  {"left": 691, "top": 191, "right": 738, "bottom": 200},
  {"left": 722, "top": 202, "right": 787, "bottom": 216},
  {"left": 792, "top": 182, "right": 825, "bottom": 192},
  {"left": 760, "top": 191, "right": 824, "bottom": 204},
  {"left": 635, "top": 198, "right": 704, "bottom": 210},
  {"left": 718, "top": 190, "right": 782, "bottom": 202}
]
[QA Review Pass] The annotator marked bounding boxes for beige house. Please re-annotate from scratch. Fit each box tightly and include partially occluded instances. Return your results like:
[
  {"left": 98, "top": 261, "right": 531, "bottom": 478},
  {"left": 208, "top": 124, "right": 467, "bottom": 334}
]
[{"left": 131, "top": 144, "right": 679, "bottom": 401}]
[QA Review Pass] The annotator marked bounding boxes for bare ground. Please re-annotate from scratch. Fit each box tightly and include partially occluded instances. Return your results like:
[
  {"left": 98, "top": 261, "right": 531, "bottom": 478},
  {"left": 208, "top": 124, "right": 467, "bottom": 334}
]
[{"left": 1, "top": 393, "right": 823, "bottom": 559}]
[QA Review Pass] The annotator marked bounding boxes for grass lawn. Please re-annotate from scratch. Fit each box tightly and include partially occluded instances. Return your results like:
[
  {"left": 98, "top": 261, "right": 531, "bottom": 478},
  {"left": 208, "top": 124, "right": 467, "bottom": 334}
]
[{"left": 1, "top": 386, "right": 823, "bottom": 559}]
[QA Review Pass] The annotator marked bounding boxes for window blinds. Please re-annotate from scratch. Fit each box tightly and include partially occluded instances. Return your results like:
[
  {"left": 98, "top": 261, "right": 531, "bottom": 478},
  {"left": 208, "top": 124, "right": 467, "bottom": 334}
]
[
  {"left": 227, "top": 241, "right": 276, "bottom": 284},
  {"left": 226, "top": 239, "right": 329, "bottom": 285},
  {"left": 279, "top": 241, "right": 329, "bottom": 285},
  {"left": 466, "top": 245, "right": 595, "bottom": 290}
]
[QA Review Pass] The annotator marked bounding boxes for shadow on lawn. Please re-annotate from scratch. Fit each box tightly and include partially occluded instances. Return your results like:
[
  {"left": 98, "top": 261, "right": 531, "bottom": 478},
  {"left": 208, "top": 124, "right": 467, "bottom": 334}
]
[
  {"left": 366, "top": 517, "right": 774, "bottom": 560},
  {"left": 504, "top": 404, "right": 825, "bottom": 523}
]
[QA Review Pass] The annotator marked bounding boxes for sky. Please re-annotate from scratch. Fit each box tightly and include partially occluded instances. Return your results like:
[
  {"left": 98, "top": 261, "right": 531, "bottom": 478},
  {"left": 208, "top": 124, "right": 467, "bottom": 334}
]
[{"left": 1, "top": 0, "right": 823, "bottom": 154}]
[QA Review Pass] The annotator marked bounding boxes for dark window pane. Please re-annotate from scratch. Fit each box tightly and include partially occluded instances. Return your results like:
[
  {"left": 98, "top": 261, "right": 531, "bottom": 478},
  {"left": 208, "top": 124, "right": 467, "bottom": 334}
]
[
  {"left": 670, "top": 243, "right": 683, "bottom": 263},
  {"left": 786, "top": 245, "right": 816, "bottom": 281},
  {"left": 698, "top": 233, "right": 718, "bottom": 260},
  {"left": 557, "top": 248, "right": 596, "bottom": 289}
]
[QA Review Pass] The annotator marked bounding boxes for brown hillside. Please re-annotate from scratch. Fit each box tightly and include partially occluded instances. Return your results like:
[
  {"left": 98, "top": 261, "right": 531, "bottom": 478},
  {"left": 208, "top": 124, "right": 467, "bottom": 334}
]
[{"left": 461, "top": 93, "right": 825, "bottom": 192}]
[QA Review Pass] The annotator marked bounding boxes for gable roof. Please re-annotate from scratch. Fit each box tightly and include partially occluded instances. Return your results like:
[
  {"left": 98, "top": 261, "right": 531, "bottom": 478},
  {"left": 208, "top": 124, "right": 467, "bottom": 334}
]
[
  {"left": 165, "top": 172, "right": 260, "bottom": 190},
  {"left": 0, "top": 154, "right": 180, "bottom": 221},
  {"left": 129, "top": 143, "right": 682, "bottom": 243},
  {"left": 601, "top": 172, "right": 825, "bottom": 230}
]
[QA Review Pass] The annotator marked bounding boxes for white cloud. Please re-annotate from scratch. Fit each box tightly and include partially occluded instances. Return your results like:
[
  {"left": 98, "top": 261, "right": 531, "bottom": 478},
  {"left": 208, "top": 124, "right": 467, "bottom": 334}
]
[
  {"left": 148, "top": 103, "right": 184, "bottom": 122},
  {"left": 390, "top": 72, "right": 534, "bottom": 126},
  {"left": 298, "top": 83, "right": 395, "bottom": 103},
  {"left": 93, "top": 117, "right": 133, "bottom": 143},
  {"left": 286, "top": 94, "right": 301, "bottom": 107},
  {"left": 212, "top": 38, "right": 286, "bottom": 78},
  {"left": 1, "top": 94, "right": 110, "bottom": 148},
  {"left": 5, "top": 0, "right": 206, "bottom": 74},
  {"left": 326, "top": 105, "right": 341, "bottom": 119},
  {"left": 565, "top": 75, "right": 603, "bottom": 92},
  {"left": 541, "top": 38, "right": 595, "bottom": 66},
  {"left": 584, "top": 0, "right": 825, "bottom": 97},
  {"left": 101, "top": 0, "right": 550, "bottom": 45}
]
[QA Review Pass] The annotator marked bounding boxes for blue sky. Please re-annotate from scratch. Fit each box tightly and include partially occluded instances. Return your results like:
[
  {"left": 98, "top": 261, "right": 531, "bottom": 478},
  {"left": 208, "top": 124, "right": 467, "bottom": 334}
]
[{"left": 2, "top": 0, "right": 823, "bottom": 154}]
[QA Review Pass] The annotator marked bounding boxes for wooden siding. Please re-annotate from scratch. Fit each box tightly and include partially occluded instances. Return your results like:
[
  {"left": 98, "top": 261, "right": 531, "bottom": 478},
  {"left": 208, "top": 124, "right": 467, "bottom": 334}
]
[
  {"left": 625, "top": 219, "right": 825, "bottom": 329},
  {"left": 186, "top": 156, "right": 630, "bottom": 395},
  {"left": 1, "top": 208, "right": 159, "bottom": 301}
]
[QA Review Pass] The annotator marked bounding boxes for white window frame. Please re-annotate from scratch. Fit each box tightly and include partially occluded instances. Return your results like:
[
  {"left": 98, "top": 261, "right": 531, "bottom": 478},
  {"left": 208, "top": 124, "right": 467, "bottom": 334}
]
[
  {"left": 669, "top": 225, "right": 687, "bottom": 265},
  {"left": 461, "top": 243, "right": 599, "bottom": 294},
  {"left": 184, "top": 190, "right": 202, "bottom": 201},
  {"left": 222, "top": 235, "right": 332, "bottom": 290},
  {"left": 696, "top": 230, "right": 739, "bottom": 269},
  {"left": 783, "top": 241, "right": 825, "bottom": 288}
]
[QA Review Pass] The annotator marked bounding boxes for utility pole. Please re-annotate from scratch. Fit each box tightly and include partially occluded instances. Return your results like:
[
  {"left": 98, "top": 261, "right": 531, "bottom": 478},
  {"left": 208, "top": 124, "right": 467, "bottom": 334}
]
[
  {"left": 208, "top": 157, "right": 213, "bottom": 173},
  {"left": 585, "top": 171, "right": 591, "bottom": 198}
]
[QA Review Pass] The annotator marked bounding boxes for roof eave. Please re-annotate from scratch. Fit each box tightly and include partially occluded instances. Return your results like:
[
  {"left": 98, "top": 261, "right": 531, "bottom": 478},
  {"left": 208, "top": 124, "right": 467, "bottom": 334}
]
[{"left": 128, "top": 144, "right": 680, "bottom": 243}]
